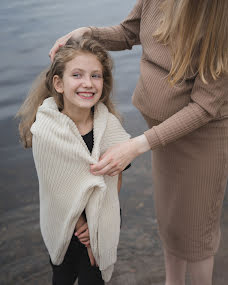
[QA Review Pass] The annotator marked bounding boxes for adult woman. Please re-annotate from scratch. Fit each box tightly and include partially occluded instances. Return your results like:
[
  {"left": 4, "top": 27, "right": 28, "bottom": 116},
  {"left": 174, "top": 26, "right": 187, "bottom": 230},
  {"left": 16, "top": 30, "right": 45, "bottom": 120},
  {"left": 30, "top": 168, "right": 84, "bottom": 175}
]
[{"left": 49, "top": 0, "right": 228, "bottom": 284}]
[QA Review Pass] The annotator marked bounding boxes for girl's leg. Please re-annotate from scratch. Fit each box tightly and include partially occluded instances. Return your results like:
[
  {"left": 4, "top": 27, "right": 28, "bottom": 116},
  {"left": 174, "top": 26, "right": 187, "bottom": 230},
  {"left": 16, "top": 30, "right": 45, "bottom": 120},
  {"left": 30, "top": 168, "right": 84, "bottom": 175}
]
[
  {"left": 164, "top": 248, "right": 187, "bottom": 285},
  {"left": 188, "top": 256, "right": 214, "bottom": 285},
  {"left": 78, "top": 246, "right": 104, "bottom": 285},
  {"left": 50, "top": 236, "right": 82, "bottom": 285}
]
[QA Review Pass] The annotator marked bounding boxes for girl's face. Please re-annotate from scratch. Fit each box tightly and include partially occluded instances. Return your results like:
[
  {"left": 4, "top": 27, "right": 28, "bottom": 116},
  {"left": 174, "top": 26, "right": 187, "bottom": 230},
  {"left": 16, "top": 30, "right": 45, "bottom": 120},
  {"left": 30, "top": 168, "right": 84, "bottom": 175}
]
[{"left": 54, "top": 52, "right": 103, "bottom": 112}]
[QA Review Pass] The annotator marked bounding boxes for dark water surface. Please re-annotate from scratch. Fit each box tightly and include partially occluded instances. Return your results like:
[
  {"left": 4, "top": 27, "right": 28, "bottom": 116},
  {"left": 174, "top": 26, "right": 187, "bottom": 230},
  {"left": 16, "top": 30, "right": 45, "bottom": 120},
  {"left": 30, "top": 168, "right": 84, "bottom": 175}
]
[
  {"left": 0, "top": 0, "right": 141, "bottom": 119},
  {"left": 1, "top": 1, "right": 228, "bottom": 284}
]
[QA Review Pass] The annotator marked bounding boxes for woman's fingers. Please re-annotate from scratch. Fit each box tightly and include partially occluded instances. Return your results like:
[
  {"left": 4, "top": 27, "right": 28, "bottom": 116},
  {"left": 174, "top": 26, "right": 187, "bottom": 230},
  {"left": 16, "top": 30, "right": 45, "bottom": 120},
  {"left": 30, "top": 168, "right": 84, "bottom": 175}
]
[
  {"left": 109, "top": 170, "right": 120, "bottom": 177},
  {"left": 90, "top": 155, "right": 111, "bottom": 173},
  {"left": 90, "top": 153, "right": 124, "bottom": 176},
  {"left": 90, "top": 150, "right": 124, "bottom": 175},
  {"left": 49, "top": 35, "right": 71, "bottom": 61},
  {"left": 90, "top": 161, "right": 116, "bottom": 176},
  {"left": 49, "top": 41, "right": 60, "bottom": 60},
  {"left": 90, "top": 137, "right": 149, "bottom": 176},
  {"left": 49, "top": 28, "right": 92, "bottom": 62}
]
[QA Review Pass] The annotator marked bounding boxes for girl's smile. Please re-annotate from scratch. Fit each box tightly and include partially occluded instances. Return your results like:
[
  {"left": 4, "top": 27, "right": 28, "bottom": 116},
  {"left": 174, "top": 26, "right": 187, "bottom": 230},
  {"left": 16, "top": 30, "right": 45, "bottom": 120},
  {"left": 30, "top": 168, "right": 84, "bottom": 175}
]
[{"left": 76, "top": 91, "right": 95, "bottom": 99}]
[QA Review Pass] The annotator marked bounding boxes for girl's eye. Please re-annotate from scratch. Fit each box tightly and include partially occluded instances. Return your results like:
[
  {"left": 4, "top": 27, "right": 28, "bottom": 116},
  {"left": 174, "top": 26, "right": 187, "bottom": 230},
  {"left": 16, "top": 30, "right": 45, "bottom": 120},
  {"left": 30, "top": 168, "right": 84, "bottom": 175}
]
[
  {"left": 73, "top": 74, "right": 81, "bottom": 78},
  {"left": 92, "top": 74, "right": 102, "bottom": 79}
]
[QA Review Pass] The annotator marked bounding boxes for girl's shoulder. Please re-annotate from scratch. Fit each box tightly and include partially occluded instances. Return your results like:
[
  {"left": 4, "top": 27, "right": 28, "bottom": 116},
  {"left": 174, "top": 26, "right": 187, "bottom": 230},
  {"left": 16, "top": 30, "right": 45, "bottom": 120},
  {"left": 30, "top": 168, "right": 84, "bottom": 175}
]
[
  {"left": 95, "top": 102, "right": 121, "bottom": 126},
  {"left": 96, "top": 102, "right": 130, "bottom": 143},
  {"left": 30, "top": 97, "right": 67, "bottom": 136},
  {"left": 38, "top": 97, "right": 59, "bottom": 112}
]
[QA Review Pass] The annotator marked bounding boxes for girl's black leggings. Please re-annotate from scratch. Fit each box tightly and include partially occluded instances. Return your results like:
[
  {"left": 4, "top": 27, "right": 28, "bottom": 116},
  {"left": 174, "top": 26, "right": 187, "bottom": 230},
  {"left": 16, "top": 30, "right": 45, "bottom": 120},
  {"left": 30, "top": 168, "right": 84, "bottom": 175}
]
[{"left": 50, "top": 235, "right": 104, "bottom": 285}]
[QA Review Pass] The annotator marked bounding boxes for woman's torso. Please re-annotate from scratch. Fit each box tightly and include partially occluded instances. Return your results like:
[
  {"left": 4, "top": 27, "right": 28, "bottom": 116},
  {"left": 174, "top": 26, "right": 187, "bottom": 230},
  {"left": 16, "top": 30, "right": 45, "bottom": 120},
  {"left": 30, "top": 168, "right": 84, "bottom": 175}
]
[{"left": 132, "top": 0, "right": 228, "bottom": 123}]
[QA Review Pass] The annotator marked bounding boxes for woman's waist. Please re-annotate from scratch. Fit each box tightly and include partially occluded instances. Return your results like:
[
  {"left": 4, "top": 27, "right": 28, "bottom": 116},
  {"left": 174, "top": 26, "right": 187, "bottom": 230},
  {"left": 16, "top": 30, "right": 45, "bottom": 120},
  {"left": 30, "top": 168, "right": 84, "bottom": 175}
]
[
  {"left": 132, "top": 75, "right": 193, "bottom": 122},
  {"left": 132, "top": 80, "right": 228, "bottom": 123}
]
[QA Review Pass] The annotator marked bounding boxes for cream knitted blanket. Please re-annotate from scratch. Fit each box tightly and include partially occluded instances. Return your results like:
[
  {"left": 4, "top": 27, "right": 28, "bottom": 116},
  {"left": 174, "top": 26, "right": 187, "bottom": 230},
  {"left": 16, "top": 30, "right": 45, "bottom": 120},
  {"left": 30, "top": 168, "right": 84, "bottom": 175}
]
[{"left": 30, "top": 97, "right": 130, "bottom": 282}]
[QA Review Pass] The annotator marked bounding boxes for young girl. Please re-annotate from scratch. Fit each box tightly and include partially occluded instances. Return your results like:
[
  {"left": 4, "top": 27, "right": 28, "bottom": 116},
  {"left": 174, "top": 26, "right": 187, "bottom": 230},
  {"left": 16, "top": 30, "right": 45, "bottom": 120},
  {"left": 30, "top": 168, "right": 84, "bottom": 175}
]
[{"left": 16, "top": 38, "right": 130, "bottom": 285}]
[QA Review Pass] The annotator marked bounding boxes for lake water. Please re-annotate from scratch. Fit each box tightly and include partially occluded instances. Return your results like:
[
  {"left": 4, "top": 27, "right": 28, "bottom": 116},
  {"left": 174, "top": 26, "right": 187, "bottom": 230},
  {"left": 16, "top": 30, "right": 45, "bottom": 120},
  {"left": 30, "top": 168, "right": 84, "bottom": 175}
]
[{"left": 0, "top": 0, "right": 141, "bottom": 120}]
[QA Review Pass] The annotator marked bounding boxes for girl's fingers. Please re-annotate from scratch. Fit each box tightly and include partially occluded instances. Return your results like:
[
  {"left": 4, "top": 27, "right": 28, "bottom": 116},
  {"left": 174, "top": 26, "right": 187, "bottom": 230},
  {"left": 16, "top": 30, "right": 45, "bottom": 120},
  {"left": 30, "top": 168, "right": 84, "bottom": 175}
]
[
  {"left": 77, "top": 228, "right": 89, "bottom": 238},
  {"left": 77, "top": 231, "right": 89, "bottom": 240},
  {"left": 79, "top": 237, "right": 90, "bottom": 243},
  {"left": 75, "top": 223, "right": 88, "bottom": 236},
  {"left": 78, "top": 230, "right": 89, "bottom": 239},
  {"left": 82, "top": 240, "right": 90, "bottom": 247},
  {"left": 80, "top": 237, "right": 89, "bottom": 242},
  {"left": 78, "top": 234, "right": 89, "bottom": 240}
]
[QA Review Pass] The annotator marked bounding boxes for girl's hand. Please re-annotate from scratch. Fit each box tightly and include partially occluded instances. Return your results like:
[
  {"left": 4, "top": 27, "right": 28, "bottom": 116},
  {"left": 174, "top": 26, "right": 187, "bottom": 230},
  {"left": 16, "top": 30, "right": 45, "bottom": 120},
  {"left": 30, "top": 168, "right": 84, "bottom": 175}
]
[
  {"left": 90, "top": 135, "right": 151, "bottom": 176},
  {"left": 87, "top": 246, "right": 97, "bottom": 267},
  {"left": 49, "top": 27, "right": 92, "bottom": 62},
  {"left": 75, "top": 222, "right": 90, "bottom": 247}
]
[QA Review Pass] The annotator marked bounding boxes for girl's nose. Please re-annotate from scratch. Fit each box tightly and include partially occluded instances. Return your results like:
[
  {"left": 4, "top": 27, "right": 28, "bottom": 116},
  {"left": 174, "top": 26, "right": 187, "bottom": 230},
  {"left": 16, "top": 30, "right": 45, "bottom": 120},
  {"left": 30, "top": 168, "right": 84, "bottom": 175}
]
[{"left": 82, "top": 76, "right": 92, "bottom": 87}]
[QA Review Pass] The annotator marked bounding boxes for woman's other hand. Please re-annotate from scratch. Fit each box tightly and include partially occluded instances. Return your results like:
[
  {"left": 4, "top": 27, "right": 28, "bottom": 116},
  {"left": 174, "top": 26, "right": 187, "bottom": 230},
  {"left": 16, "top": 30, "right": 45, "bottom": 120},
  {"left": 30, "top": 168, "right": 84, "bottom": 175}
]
[
  {"left": 49, "top": 27, "right": 92, "bottom": 62},
  {"left": 90, "top": 135, "right": 151, "bottom": 176}
]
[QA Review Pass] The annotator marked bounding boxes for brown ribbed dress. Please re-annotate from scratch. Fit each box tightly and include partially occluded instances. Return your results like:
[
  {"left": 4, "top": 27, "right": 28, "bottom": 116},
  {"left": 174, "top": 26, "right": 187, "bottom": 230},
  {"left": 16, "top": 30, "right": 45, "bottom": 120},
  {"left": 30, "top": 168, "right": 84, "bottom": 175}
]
[{"left": 89, "top": 0, "right": 228, "bottom": 261}]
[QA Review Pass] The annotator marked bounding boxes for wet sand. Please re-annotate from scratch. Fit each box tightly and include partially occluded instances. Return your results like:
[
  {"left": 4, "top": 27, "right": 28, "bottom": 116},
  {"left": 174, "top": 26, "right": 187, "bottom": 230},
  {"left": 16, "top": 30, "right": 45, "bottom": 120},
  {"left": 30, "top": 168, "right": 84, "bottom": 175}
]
[{"left": 1, "top": 110, "right": 228, "bottom": 285}]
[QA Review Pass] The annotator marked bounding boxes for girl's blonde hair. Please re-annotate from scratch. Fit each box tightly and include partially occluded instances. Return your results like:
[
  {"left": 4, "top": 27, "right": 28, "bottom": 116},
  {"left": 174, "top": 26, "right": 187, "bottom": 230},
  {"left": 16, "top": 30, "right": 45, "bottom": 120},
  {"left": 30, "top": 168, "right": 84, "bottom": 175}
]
[
  {"left": 17, "top": 38, "right": 118, "bottom": 148},
  {"left": 154, "top": 0, "right": 228, "bottom": 85}
]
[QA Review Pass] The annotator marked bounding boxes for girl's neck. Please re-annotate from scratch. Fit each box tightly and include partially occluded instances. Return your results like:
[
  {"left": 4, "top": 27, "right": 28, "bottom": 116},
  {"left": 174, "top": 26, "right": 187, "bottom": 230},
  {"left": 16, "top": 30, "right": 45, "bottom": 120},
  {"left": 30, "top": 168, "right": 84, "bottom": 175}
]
[{"left": 62, "top": 107, "right": 93, "bottom": 135}]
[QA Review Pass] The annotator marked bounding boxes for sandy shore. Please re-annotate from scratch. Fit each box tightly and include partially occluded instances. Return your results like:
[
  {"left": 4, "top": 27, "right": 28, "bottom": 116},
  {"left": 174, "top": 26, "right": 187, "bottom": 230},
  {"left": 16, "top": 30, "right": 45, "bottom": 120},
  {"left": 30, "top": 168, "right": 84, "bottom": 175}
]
[{"left": 1, "top": 110, "right": 228, "bottom": 285}]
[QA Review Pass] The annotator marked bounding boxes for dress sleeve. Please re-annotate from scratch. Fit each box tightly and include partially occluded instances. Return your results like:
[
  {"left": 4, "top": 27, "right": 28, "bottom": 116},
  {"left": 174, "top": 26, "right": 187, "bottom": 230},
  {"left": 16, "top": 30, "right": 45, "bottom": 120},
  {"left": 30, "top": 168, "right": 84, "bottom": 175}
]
[
  {"left": 144, "top": 73, "right": 228, "bottom": 149},
  {"left": 89, "top": 0, "right": 143, "bottom": 51}
]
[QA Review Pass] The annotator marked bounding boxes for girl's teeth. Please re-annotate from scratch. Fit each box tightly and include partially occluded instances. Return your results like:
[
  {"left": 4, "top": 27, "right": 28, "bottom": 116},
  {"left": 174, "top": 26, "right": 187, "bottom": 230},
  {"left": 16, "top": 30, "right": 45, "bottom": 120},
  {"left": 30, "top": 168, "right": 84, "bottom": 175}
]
[{"left": 77, "top": 93, "right": 94, "bottom": 97}]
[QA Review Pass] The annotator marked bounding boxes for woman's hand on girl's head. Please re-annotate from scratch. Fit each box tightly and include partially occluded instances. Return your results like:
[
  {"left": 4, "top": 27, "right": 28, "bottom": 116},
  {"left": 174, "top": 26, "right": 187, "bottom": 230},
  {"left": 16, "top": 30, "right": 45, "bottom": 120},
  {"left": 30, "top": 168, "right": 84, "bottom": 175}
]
[
  {"left": 49, "top": 32, "right": 72, "bottom": 61},
  {"left": 49, "top": 27, "right": 92, "bottom": 62},
  {"left": 90, "top": 135, "right": 151, "bottom": 176}
]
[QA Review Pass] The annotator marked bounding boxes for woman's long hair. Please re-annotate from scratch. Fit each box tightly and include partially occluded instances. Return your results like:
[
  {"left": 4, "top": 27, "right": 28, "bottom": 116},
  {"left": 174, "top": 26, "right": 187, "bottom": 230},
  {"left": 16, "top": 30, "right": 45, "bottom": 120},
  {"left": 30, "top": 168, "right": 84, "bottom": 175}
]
[
  {"left": 16, "top": 38, "right": 118, "bottom": 148},
  {"left": 154, "top": 0, "right": 228, "bottom": 85}
]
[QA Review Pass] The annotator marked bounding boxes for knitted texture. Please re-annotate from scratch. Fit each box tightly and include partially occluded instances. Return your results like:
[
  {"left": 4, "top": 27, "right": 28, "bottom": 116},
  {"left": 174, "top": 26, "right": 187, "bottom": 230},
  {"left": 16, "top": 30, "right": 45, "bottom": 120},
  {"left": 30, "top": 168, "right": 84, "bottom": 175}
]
[
  {"left": 30, "top": 97, "right": 130, "bottom": 282},
  {"left": 89, "top": 0, "right": 228, "bottom": 150}
]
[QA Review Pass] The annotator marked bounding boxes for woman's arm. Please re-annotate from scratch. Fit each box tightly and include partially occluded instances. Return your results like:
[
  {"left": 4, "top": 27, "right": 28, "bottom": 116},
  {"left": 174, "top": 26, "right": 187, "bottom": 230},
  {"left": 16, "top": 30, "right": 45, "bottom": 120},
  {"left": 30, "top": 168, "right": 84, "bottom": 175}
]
[
  {"left": 49, "top": 0, "right": 143, "bottom": 60},
  {"left": 144, "top": 73, "right": 228, "bottom": 148},
  {"left": 89, "top": 0, "right": 143, "bottom": 51},
  {"left": 91, "top": 73, "right": 228, "bottom": 176}
]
